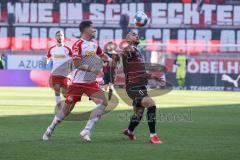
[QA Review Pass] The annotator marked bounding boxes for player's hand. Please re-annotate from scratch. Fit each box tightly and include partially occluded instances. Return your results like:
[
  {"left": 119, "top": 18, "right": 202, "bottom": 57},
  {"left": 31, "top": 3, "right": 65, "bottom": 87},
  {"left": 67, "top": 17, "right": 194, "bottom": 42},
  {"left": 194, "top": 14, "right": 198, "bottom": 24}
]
[
  {"left": 44, "top": 57, "right": 49, "bottom": 64},
  {"left": 152, "top": 75, "right": 166, "bottom": 87},
  {"left": 119, "top": 41, "right": 134, "bottom": 53},
  {"left": 103, "top": 62, "right": 108, "bottom": 67}
]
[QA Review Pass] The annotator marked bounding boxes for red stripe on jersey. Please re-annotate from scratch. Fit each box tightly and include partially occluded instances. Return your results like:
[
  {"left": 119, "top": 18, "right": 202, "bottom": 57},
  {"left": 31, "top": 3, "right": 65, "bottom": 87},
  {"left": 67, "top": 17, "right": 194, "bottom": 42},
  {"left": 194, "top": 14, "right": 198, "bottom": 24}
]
[
  {"left": 96, "top": 46, "right": 104, "bottom": 56},
  {"left": 46, "top": 45, "right": 56, "bottom": 58},
  {"left": 72, "top": 40, "right": 84, "bottom": 80},
  {"left": 72, "top": 39, "right": 84, "bottom": 58},
  {"left": 64, "top": 45, "right": 73, "bottom": 57}
]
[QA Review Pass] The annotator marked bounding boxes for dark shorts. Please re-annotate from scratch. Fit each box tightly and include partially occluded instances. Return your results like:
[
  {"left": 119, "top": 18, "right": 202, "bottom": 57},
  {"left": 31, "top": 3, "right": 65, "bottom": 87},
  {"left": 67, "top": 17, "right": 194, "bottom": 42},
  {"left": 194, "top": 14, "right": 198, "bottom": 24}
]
[{"left": 126, "top": 84, "right": 148, "bottom": 108}]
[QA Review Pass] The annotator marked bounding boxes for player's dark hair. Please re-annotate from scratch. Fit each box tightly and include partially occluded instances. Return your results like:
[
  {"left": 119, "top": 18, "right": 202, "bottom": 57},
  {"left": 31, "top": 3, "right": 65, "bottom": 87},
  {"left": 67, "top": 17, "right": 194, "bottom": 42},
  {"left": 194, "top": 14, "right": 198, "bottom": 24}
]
[
  {"left": 79, "top": 20, "right": 93, "bottom": 33},
  {"left": 55, "top": 30, "right": 64, "bottom": 35}
]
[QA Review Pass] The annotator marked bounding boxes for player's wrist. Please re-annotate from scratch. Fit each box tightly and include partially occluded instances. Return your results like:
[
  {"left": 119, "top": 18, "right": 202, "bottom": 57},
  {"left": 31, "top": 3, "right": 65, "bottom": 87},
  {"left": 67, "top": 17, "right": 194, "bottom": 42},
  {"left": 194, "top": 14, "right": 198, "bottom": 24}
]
[{"left": 90, "top": 67, "right": 96, "bottom": 73}]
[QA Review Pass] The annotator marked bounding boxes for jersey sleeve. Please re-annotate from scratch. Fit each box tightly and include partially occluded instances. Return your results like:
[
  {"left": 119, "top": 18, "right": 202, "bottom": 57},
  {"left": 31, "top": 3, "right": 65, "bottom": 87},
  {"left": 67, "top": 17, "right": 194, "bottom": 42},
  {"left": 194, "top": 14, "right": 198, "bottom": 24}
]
[
  {"left": 72, "top": 40, "right": 83, "bottom": 58},
  {"left": 46, "top": 46, "right": 53, "bottom": 58},
  {"left": 96, "top": 46, "right": 104, "bottom": 56},
  {"left": 64, "top": 45, "right": 73, "bottom": 57}
]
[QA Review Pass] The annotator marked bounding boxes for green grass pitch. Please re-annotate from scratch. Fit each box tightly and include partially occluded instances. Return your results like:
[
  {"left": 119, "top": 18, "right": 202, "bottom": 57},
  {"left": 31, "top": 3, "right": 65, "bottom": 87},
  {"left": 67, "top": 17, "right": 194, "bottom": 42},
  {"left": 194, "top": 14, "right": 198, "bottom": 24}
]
[{"left": 0, "top": 87, "right": 240, "bottom": 160}]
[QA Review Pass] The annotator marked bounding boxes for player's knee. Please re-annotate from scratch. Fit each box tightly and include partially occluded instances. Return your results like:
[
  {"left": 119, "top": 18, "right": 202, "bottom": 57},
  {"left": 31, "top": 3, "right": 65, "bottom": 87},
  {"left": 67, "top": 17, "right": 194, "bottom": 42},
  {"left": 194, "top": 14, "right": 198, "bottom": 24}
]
[
  {"left": 135, "top": 112, "right": 143, "bottom": 119},
  {"left": 93, "top": 97, "right": 108, "bottom": 106},
  {"left": 62, "top": 106, "right": 70, "bottom": 116},
  {"left": 141, "top": 97, "right": 155, "bottom": 107},
  {"left": 62, "top": 103, "right": 75, "bottom": 116},
  {"left": 54, "top": 85, "right": 61, "bottom": 95},
  {"left": 134, "top": 107, "right": 144, "bottom": 117},
  {"left": 133, "top": 112, "right": 143, "bottom": 121},
  {"left": 102, "top": 100, "right": 108, "bottom": 107}
]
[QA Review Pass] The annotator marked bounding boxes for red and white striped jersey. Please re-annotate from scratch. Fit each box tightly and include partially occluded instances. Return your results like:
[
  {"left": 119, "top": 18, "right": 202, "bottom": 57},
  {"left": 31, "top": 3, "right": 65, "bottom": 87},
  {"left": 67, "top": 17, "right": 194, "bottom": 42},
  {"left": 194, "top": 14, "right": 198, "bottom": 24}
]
[
  {"left": 46, "top": 44, "right": 73, "bottom": 77},
  {"left": 72, "top": 39, "right": 104, "bottom": 83}
]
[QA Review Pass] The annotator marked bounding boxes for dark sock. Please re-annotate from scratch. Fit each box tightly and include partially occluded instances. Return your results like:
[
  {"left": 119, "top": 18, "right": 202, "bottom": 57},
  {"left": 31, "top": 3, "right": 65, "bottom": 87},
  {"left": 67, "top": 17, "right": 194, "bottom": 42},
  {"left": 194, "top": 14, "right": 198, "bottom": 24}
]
[
  {"left": 147, "top": 106, "right": 156, "bottom": 134},
  {"left": 128, "top": 114, "right": 143, "bottom": 132},
  {"left": 108, "top": 88, "right": 113, "bottom": 100}
]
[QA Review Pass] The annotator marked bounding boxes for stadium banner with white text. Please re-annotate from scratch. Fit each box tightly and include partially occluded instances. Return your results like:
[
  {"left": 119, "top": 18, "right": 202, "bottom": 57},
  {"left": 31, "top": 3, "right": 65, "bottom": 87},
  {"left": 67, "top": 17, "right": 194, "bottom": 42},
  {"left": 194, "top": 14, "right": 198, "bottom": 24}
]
[
  {"left": 0, "top": 2, "right": 240, "bottom": 53},
  {"left": 165, "top": 58, "right": 240, "bottom": 74},
  {"left": 1, "top": 2, "right": 239, "bottom": 26}
]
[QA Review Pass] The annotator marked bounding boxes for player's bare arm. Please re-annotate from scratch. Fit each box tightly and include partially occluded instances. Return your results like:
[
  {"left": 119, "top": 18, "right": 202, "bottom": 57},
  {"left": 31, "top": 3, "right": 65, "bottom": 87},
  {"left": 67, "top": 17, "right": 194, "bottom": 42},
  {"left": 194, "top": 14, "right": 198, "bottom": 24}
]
[
  {"left": 73, "top": 56, "right": 101, "bottom": 74},
  {"left": 99, "top": 52, "right": 113, "bottom": 66}
]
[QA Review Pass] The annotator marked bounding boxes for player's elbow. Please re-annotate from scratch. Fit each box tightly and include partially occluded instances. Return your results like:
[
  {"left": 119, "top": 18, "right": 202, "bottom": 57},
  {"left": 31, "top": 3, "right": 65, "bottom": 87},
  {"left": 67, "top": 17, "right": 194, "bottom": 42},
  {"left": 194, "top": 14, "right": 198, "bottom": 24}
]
[{"left": 73, "top": 57, "right": 82, "bottom": 67}]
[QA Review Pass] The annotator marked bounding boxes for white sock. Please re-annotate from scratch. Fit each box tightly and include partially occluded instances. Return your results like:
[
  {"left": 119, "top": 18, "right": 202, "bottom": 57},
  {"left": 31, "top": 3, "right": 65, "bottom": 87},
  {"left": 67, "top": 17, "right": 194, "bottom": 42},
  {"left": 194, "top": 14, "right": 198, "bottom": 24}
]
[
  {"left": 84, "top": 117, "right": 99, "bottom": 131},
  {"left": 84, "top": 104, "right": 106, "bottom": 131},
  {"left": 49, "top": 116, "right": 62, "bottom": 130},
  {"left": 150, "top": 133, "right": 157, "bottom": 138},
  {"left": 55, "top": 96, "right": 61, "bottom": 104}
]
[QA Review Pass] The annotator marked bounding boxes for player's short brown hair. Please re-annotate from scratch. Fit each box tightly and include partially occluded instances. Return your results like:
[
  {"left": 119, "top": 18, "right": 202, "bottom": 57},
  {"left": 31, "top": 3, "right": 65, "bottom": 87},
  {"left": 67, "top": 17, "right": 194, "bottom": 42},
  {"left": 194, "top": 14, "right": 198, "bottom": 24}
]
[{"left": 79, "top": 21, "right": 93, "bottom": 33}]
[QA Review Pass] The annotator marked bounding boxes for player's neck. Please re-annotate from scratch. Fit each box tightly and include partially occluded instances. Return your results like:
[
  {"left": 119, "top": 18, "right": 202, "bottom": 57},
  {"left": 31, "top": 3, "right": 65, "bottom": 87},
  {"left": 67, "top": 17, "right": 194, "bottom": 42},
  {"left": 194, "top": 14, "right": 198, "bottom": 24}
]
[
  {"left": 56, "top": 42, "right": 64, "bottom": 47},
  {"left": 81, "top": 35, "right": 92, "bottom": 41}
]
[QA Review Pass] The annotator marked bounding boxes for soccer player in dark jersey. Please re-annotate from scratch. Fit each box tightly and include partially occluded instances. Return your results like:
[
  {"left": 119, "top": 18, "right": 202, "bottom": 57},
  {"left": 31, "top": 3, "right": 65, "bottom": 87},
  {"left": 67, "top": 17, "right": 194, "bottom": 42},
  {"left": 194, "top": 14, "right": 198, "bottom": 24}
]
[{"left": 121, "top": 31, "right": 165, "bottom": 144}]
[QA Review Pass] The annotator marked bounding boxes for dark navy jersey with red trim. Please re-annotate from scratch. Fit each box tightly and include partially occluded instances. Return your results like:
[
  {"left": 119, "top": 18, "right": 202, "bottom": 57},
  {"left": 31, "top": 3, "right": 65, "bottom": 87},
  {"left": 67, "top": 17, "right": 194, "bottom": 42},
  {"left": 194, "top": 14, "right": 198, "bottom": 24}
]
[{"left": 122, "top": 46, "right": 148, "bottom": 85}]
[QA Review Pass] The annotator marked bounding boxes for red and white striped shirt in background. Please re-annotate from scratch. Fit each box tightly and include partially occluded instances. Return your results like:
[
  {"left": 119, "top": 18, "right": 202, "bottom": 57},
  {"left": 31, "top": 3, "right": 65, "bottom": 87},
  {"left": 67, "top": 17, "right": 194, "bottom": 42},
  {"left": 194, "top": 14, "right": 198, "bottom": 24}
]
[{"left": 46, "top": 44, "right": 73, "bottom": 77}]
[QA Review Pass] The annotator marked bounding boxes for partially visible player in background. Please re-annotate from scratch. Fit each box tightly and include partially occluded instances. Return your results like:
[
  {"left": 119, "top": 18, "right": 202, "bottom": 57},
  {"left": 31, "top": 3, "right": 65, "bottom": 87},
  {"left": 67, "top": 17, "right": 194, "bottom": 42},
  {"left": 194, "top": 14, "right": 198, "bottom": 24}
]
[
  {"left": 43, "top": 21, "right": 112, "bottom": 142},
  {"left": 120, "top": 31, "right": 165, "bottom": 144},
  {"left": 0, "top": 54, "right": 6, "bottom": 69},
  {"left": 174, "top": 53, "right": 187, "bottom": 87},
  {"left": 46, "top": 30, "right": 73, "bottom": 107},
  {"left": 103, "top": 41, "right": 120, "bottom": 100}
]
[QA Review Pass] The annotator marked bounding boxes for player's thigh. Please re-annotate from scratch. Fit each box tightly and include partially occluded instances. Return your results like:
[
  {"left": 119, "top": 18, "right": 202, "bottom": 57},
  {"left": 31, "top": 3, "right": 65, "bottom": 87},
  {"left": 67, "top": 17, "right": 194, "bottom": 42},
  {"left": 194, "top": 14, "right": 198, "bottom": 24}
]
[
  {"left": 141, "top": 96, "right": 156, "bottom": 108},
  {"left": 126, "top": 85, "right": 148, "bottom": 101},
  {"left": 90, "top": 90, "right": 108, "bottom": 106},
  {"left": 65, "top": 84, "right": 82, "bottom": 105}
]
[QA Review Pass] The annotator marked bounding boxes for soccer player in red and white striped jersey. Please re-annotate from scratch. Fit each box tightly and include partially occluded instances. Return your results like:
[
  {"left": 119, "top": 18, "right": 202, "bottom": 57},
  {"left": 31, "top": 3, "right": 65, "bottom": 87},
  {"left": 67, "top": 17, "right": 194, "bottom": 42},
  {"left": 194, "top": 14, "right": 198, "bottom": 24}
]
[
  {"left": 43, "top": 21, "right": 112, "bottom": 142},
  {"left": 46, "top": 30, "right": 73, "bottom": 106}
]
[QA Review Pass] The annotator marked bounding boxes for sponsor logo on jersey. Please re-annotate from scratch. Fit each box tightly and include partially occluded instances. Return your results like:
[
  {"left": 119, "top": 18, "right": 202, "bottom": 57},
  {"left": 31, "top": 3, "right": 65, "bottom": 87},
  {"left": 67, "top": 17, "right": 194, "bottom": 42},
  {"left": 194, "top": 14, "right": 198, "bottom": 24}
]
[
  {"left": 85, "top": 51, "right": 95, "bottom": 57},
  {"left": 53, "top": 54, "right": 66, "bottom": 58}
]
